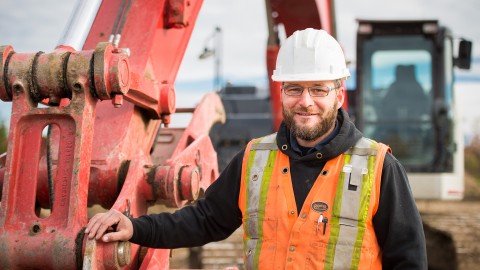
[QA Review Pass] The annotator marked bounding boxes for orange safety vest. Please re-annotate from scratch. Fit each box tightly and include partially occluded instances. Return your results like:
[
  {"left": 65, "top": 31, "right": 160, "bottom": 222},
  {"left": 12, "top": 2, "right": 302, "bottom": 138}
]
[{"left": 239, "top": 133, "right": 390, "bottom": 269}]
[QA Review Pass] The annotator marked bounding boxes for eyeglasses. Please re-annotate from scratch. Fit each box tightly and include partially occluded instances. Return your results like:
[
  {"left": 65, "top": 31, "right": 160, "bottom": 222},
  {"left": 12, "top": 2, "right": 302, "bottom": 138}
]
[{"left": 282, "top": 84, "right": 339, "bottom": 97}]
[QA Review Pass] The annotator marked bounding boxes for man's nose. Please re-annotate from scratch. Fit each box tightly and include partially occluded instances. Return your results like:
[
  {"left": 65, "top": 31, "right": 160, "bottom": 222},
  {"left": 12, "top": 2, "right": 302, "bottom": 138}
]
[{"left": 297, "top": 88, "right": 315, "bottom": 107}]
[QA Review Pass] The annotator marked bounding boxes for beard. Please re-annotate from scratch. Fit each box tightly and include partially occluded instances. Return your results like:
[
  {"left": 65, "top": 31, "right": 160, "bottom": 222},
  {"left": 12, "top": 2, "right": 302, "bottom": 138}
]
[{"left": 282, "top": 100, "right": 338, "bottom": 142}]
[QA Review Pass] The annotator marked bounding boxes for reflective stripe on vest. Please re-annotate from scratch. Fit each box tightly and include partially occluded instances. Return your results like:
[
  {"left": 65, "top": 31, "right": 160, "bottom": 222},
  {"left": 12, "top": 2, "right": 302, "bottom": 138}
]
[
  {"left": 240, "top": 135, "right": 387, "bottom": 270},
  {"left": 327, "top": 137, "right": 378, "bottom": 269},
  {"left": 242, "top": 133, "right": 278, "bottom": 270}
]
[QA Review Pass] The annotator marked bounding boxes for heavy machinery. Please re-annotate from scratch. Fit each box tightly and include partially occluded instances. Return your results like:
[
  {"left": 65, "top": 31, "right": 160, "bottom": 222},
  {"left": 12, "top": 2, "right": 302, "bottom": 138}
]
[
  {"left": 0, "top": 0, "right": 225, "bottom": 268},
  {"left": 349, "top": 21, "right": 472, "bottom": 269},
  {"left": 351, "top": 20, "right": 472, "bottom": 200},
  {"left": 0, "top": 0, "right": 473, "bottom": 269}
]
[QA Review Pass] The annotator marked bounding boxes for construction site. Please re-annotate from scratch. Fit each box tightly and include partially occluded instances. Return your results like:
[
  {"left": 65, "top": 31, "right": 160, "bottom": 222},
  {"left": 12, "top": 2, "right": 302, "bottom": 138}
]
[{"left": 0, "top": 0, "right": 479, "bottom": 269}]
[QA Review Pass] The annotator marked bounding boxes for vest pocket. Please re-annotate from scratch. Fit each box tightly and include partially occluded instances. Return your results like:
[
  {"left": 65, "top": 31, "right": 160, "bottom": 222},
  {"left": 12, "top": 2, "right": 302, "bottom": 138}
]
[
  {"left": 242, "top": 215, "right": 278, "bottom": 269},
  {"left": 326, "top": 222, "right": 376, "bottom": 268},
  {"left": 243, "top": 214, "right": 277, "bottom": 241},
  {"left": 304, "top": 218, "right": 329, "bottom": 268}
]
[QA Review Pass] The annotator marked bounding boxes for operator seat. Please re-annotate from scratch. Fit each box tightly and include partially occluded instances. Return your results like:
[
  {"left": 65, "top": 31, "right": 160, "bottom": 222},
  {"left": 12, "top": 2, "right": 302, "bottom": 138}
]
[
  {"left": 381, "top": 64, "right": 429, "bottom": 119},
  {"left": 377, "top": 65, "right": 431, "bottom": 162}
]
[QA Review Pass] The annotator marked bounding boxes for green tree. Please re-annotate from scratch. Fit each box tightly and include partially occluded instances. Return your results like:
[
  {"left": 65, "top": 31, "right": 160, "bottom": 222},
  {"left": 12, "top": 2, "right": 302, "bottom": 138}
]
[{"left": 0, "top": 122, "right": 7, "bottom": 153}]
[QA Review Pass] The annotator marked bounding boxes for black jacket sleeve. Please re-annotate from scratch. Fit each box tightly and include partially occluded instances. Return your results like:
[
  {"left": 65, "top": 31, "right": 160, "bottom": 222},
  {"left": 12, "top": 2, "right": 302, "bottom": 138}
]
[
  {"left": 129, "top": 149, "right": 245, "bottom": 248},
  {"left": 373, "top": 152, "right": 428, "bottom": 269}
]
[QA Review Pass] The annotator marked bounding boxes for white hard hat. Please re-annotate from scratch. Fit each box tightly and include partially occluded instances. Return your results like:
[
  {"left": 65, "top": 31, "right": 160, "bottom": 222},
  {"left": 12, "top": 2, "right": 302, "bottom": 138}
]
[{"left": 272, "top": 28, "right": 350, "bottom": 82}]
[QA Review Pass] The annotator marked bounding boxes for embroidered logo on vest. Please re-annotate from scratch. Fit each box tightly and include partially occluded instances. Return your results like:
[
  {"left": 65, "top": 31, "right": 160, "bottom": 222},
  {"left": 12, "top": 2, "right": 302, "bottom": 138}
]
[{"left": 311, "top": 202, "right": 328, "bottom": 213}]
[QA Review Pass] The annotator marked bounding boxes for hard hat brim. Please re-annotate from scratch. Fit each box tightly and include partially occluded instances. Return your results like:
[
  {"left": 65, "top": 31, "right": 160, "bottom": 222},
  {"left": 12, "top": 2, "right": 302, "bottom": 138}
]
[{"left": 271, "top": 71, "right": 350, "bottom": 82}]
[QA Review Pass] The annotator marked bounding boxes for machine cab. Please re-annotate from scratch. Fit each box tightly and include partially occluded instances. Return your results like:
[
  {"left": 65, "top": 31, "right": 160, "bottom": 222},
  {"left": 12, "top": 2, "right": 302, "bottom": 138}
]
[{"left": 353, "top": 20, "right": 472, "bottom": 199}]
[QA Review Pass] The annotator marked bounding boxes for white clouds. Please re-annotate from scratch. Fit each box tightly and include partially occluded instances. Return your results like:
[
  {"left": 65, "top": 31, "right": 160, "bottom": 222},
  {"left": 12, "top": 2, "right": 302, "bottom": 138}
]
[
  {"left": 0, "top": 0, "right": 478, "bottom": 83},
  {"left": 0, "top": 0, "right": 75, "bottom": 52},
  {"left": 178, "top": 0, "right": 480, "bottom": 87},
  {"left": 177, "top": 0, "right": 267, "bottom": 83},
  {"left": 335, "top": 0, "right": 480, "bottom": 60}
]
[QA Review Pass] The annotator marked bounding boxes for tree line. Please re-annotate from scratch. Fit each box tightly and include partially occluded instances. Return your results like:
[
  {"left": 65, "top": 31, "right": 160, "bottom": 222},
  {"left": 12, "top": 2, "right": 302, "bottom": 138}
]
[{"left": 0, "top": 122, "right": 6, "bottom": 153}]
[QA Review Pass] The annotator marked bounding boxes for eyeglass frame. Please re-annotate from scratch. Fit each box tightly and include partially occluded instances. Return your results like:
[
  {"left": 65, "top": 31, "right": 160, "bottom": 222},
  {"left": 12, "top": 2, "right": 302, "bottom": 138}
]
[{"left": 281, "top": 82, "right": 341, "bottom": 97}]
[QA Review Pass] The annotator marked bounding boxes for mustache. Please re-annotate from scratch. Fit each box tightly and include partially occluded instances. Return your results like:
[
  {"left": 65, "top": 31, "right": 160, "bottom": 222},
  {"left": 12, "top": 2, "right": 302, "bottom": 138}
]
[{"left": 294, "top": 107, "right": 321, "bottom": 114}]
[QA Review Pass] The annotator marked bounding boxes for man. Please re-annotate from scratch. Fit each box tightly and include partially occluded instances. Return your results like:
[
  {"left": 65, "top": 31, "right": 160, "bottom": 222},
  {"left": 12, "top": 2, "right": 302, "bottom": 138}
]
[{"left": 86, "top": 28, "right": 427, "bottom": 269}]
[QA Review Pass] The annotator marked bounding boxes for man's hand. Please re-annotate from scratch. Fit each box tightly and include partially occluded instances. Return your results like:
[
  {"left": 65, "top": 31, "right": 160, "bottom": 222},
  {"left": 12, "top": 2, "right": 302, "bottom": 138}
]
[{"left": 85, "top": 209, "right": 133, "bottom": 243}]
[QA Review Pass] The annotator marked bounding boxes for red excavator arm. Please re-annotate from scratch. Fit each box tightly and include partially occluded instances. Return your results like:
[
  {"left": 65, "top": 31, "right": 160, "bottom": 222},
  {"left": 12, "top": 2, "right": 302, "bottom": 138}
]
[
  {"left": 0, "top": 0, "right": 225, "bottom": 269},
  {"left": 0, "top": 0, "right": 339, "bottom": 269}
]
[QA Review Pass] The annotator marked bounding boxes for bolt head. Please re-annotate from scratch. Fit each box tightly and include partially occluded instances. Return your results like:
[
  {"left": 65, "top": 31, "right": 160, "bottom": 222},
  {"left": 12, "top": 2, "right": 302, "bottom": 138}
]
[{"left": 113, "top": 94, "right": 123, "bottom": 108}]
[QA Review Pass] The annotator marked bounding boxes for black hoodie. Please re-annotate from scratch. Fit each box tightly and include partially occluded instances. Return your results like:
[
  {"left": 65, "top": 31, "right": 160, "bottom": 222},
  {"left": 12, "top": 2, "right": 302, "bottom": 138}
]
[{"left": 130, "top": 108, "right": 427, "bottom": 269}]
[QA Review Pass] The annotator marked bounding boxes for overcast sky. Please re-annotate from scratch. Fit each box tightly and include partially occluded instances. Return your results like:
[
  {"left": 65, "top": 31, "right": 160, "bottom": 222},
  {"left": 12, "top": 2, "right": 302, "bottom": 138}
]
[
  {"left": 0, "top": 0, "right": 478, "bottom": 82},
  {"left": 177, "top": 0, "right": 480, "bottom": 87},
  {"left": 0, "top": 0, "right": 479, "bottom": 134}
]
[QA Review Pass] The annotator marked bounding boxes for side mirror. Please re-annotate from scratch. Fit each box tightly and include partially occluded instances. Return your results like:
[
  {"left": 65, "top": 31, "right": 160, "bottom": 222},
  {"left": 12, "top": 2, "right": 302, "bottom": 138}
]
[{"left": 455, "top": 39, "right": 472, "bottom": 70}]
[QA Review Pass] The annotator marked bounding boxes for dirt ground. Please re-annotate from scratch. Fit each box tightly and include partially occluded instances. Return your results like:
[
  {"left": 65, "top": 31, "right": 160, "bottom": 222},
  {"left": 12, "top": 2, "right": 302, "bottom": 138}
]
[{"left": 417, "top": 173, "right": 480, "bottom": 270}]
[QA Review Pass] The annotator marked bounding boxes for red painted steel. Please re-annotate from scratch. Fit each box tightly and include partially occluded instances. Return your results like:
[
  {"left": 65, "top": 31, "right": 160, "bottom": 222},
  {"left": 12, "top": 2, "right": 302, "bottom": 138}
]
[
  {"left": 0, "top": 41, "right": 130, "bottom": 269},
  {"left": 266, "top": 45, "right": 282, "bottom": 131},
  {"left": 0, "top": 153, "right": 5, "bottom": 200},
  {"left": 0, "top": 0, "right": 334, "bottom": 268},
  {"left": 149, "top": 93, "right": 225, "bottom": 208},
  {"left": 0, "top": 0, "right": 213, "bottom": 268},
  {"left": 81, "top": 0, "right": 212, "bottom": 268}
]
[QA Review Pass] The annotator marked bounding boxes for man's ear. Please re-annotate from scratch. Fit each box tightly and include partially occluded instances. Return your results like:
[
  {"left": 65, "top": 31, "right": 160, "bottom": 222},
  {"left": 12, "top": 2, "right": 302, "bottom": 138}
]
[{"left": 336, "top": 87, "right": 345, "bottom": 109}]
